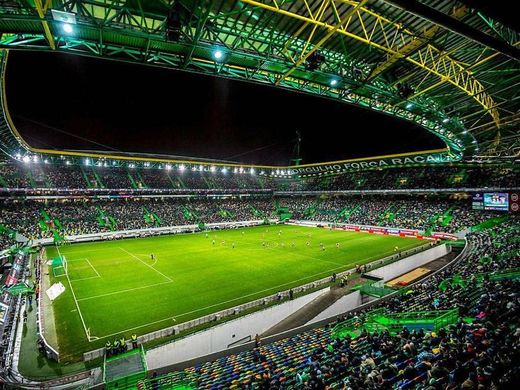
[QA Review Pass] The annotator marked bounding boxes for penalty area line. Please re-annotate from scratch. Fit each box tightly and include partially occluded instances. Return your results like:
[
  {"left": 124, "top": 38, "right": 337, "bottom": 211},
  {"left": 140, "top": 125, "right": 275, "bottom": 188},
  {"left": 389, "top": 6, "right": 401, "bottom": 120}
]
[
  {"left": 55, "top": 245, "right": 93, "bottom": 342},
  {"left": 119, "top": 247, "right": 172, "bottom": 282},
  {"left": 77, "top": 280, "right": 174, "bottom": 302},
  {"left": 85, "top": 258, "right": 101, "bottom": 278}
]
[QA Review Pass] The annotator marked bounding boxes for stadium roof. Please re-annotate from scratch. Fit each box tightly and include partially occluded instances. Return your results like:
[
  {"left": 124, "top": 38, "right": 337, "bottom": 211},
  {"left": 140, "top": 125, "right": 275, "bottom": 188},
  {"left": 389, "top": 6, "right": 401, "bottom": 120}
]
[{"left": 0, "top": 0, "right": 519, "bottom": 161}]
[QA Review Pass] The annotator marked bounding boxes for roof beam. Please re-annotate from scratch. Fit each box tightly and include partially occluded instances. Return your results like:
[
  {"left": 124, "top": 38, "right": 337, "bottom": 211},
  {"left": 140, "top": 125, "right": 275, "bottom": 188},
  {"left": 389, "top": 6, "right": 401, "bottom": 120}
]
[
  {"left": 34, "top": 0, "right": 55, "bottom": 50},
  {"left": 276, "top": 0, "right": 368, "bottom": 85},
  {"left": 381, "top": 0, "right": 520, "bottom": 61},
  {"left": 240, "top": 0, "right": 500, "bottom": 127},
  {"left": 366, "top": 5, "right": 469, "bottom": 81}
]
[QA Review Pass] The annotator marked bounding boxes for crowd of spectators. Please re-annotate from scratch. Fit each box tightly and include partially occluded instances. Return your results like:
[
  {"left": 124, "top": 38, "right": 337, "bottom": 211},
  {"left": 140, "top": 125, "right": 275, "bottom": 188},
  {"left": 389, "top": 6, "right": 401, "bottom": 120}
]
[
  {"left": 0, "top": 195, "right": 509, "bottom": 244},
  {"left": 285, "top": 196, "right": 495, "bottom": 234},
  {"left": 1, "top": 162, "right": 517, "bottom": 191},
  {"left": 0, "top": 197, "right": 279, "bottom": 241},
  {"left": 154, "top": 217, "right": 519, "bottom": 389},
  {"left": 306, "top": 166, "right": 519, "bottom": 192}
]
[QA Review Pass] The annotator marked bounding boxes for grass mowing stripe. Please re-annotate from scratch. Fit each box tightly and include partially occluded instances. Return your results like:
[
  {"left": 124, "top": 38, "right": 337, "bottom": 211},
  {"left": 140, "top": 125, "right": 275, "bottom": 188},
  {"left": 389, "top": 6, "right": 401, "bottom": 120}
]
[
  {"left": 119, "top": 247, "right": 173, "bottom": 282},
  {"left": 85, "top": 258, "right": 101, "bottom": 277},
  {"left": 81, "top": 238, "right": 422, "bottom": 339},
  {"left": 45, "top": 225, "right": 426, "bottom": 360},
  {"left": 95, "top": 262, "right": 348, "bottom": 340},
  {"left": 76, "top": 281, "right": 174, "bottom": 302},
  {"left": 56, "top": 245, "right": 91, "bottom": 342}
]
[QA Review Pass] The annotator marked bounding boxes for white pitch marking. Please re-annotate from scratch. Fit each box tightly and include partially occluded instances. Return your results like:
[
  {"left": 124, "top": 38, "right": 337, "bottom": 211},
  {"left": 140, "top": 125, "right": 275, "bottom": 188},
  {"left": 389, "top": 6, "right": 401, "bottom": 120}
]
[
  {"left": 118, "top": 247, "right": 172, "bottom": 282},
  {"left": 77, "top": 281, "right": 173, "bottom": 302},
  {"left": 56, "top": 246, "right": 92, "bottom": 342}
]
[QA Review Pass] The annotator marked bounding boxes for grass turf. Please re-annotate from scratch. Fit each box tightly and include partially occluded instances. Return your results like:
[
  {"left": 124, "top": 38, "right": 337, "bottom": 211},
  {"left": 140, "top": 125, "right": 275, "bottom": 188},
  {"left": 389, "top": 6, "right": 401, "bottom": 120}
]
[{"left": 44, "top": 224, "right": 424, "bottom": 361}]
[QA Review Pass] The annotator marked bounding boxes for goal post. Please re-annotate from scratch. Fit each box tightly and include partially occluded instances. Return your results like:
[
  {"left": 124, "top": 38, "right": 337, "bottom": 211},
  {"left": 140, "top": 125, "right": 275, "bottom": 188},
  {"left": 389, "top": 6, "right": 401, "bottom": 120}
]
[{"left": 52, "top": 255, "right": 68, "bottom": 277}]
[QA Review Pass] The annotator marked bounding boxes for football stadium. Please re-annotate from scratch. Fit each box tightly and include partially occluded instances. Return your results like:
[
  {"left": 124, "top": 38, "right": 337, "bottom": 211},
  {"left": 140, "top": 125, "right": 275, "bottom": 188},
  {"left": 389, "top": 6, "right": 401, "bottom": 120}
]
[{"left": 0, "top": 1, "right": 519, "bottom": 389}]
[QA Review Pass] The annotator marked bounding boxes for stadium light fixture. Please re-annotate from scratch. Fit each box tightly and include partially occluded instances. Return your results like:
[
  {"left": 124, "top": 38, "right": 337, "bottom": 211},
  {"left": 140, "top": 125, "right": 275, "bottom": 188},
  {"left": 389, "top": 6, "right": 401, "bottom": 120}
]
[
  {"left": 66, "top": 161, "right": 71, "bottom": 165},
  {"left": 250, "top": 168, "right": 255, "bottom": 175},
  {"left": 199, "top": 165, "right": 204, "bottom": 171},
  {"left": 330, "top": 79, "right": 338, "bottom": 87},
  {"left": 222, "top": 167, "right": 227, "bottom": 174},
  {"left": 62, "top": 23, "right": 73, "bottom": 34},
  {"left": 442, "top": 118, "right": 449, "bottom": 123},
  {"left": 32, "top": 156, "right": 39, "bottom": 163},
  {"left": 15, "top": 153, "right": 21, "bottom": 159},
  {"left": 165, "top": 164, "right": 171, "bottom": 170},
  {"left": 179, "top": 164, "right": 185, "bottom": 171},
  {"left": 405, "top": 102, "right": 413, "bottom": 109},
  {"left": 213, "top": 49, "right": 224, "bottom": 60},
  {"left": 44, "top": 159, "right": 49, "bottom": 164},
  {"left": 22, "top": 155, "right": 30, "bottom": 163},
  {"left": 210, "top": 166, "right": 216, "bottom": 172},
  {"left": 84, "top": 158, "right": 90, "bottom": 166}
]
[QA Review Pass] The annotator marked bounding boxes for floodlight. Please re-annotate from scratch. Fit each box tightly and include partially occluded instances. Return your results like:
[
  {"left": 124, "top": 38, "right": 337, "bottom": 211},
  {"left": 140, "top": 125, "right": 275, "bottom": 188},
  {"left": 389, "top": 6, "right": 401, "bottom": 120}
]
[
  {"left": 214, "top": 50, "right": 223, "bottom": 60},
  {"left": 330, "top": 79, "right": 338, "bottom": 86},
  {"left": 22, "top": 156, "right": 30, "bottom": 163},
  {"left": 62, "top": 23, "right": 73, "bottom": 34},
  {"left": 179, "top": 164, "right": 185, "bottom": 171},
  {"left": 405, "top": 102, "right": 413, "bottom": 109},
  {"left": 442, "top": 118, "right": 449, "bottom": 123}
]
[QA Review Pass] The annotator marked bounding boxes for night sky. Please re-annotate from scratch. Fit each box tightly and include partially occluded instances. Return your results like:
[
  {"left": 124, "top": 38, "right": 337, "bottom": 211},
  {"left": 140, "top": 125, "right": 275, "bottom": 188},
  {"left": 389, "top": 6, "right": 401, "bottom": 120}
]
[{"left": 6, "top": 51, "right": 443, "bottom": 165}]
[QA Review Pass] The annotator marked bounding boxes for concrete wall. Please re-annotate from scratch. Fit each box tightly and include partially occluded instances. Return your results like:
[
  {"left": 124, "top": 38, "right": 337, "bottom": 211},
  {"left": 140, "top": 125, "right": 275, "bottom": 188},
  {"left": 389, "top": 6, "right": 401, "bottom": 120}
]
[
  {"left": 306, "top": 244, "right": 450, "bottom": 324},
  {"left": 146, "top": 287, "right": 329, "bottom": 370},
  {"left": 307, "top": 290, "right": 366, "bottom": 324},
  {"left": 364, "top": 244, "right": 449, "bottom": 282}
]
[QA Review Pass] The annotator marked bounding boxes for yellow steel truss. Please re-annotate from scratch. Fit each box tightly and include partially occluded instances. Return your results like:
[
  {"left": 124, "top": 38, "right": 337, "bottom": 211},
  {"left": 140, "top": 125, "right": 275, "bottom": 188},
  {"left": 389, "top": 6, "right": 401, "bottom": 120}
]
[
  {"left": 34, "top": 0, "right": 55, "bottom": 50},
  {"left": 367, "top": 4, "right": 469, "bottom": 80},
  {"left": 240, "top": 0, "right": 500, "bottom": 127},
  {"left": 277, "top": 0, "right": 368, "bottom": 84}
]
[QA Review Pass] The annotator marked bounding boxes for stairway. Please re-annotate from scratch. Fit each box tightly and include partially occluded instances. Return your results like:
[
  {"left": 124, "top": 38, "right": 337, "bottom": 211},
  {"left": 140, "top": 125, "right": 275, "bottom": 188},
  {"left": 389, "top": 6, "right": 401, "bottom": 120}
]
[{"left": 261, "top": 283, "right": 357, "bottom": 337}]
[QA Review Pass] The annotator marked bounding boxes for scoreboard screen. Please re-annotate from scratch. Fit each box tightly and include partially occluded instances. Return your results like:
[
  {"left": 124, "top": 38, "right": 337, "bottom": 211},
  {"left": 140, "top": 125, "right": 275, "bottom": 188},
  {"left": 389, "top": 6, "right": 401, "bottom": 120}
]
[
  {"left": 472, "top": 192, "right": 509, "bottom": 212},
  {"left": 473, "top": 192, "right": 509, "bottom": 211},
  {"left": 483, "top": 193, "right": 509, "bottom": 211}
]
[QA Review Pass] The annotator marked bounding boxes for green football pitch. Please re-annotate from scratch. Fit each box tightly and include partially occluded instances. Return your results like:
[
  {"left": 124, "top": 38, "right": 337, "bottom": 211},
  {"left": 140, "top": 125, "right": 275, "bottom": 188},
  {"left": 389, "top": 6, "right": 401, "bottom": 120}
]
[{"left": 44, "top": 224, "right": 425, "bottom": 360}]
